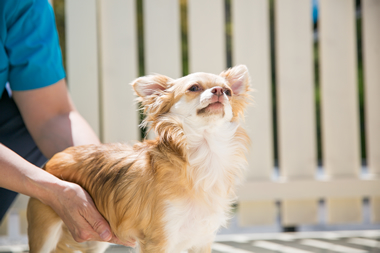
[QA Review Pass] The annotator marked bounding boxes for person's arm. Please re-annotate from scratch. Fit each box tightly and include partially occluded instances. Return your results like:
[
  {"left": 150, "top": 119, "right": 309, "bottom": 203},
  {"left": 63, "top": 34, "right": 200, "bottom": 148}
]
[
  {"left": 12, "top": 79, "right": 99, "bottom": 158},
  {"left": 0, "top": 143, "right": 109, "bottom": 242},
  {"left": 4, "top": 79, "right": 135, "bottom": 246}
]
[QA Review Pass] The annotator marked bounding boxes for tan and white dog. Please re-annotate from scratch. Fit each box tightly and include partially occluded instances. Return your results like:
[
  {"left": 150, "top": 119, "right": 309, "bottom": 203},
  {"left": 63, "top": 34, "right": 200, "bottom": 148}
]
[{"left": 27, "top": 65, "right": 251, "bottom": 253}]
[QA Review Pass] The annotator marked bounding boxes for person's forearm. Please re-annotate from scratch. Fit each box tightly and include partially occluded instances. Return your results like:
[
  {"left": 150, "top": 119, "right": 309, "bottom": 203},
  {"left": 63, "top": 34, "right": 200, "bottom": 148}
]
[
  {"left": 12, "top": 79, "right": 100, "bottom": 159},
  {"left": 34, "top": 110, "right": 100, "bottom": 158},
  {"left": 0, "top": 144, "right": 66, "bottom": 206},
  {"left": 0, "top": 144, "right": 133, "bottom": 245}
]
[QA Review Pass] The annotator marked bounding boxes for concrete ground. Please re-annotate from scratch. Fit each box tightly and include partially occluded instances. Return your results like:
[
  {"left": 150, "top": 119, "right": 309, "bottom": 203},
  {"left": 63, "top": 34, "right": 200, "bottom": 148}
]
[
  {"left": 1, "top": 229, "right": 379, "bottom": 253},
  {"left": 1, "top": 207, "right": 380, "bottom": 253}
]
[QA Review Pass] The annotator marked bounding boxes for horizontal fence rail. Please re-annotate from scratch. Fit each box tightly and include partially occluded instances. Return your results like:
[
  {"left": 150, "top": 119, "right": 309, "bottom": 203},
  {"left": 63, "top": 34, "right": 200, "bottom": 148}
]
[{"left": 2, "top": 0, "right": 380, "bottom": 240}]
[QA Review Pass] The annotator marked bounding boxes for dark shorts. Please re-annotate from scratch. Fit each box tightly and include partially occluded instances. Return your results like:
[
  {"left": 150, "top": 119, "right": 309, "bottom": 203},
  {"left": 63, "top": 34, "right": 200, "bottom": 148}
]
[{"left": 0, "top": 91, "right": 47, "bottom": 223}]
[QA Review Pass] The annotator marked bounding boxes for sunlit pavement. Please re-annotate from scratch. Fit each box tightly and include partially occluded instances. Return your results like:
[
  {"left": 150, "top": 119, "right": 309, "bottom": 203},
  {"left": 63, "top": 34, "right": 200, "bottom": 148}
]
[
  {"left": 1, "top": 230, "right": 379, "bottom": 253},
  {"left": 1, "top": 215, "right": 380, "bottom": 253}
]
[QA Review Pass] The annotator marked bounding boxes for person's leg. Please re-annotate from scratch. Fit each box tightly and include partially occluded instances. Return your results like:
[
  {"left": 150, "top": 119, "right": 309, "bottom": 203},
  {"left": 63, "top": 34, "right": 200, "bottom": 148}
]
[{"left": 0, "top": 91, "right": 47, "bottom": 223}]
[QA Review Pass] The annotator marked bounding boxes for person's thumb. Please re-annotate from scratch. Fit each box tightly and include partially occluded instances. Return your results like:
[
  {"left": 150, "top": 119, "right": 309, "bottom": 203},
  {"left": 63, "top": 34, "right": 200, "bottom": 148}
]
[
  {"left": 86, "top": 210, "right": 113, "bottom": 241},
  {"left": 99, "top": 228, "right": 112, "bottom": 241},
  {"left": 78, "top": 186, "right": 113, "bottom": 242},
  {"left": 93, "top": 219, "right": 113, "bottom": 241}
]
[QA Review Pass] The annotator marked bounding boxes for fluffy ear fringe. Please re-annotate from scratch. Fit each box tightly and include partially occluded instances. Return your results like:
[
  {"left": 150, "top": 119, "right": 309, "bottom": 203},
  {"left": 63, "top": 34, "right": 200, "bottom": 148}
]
[
  {"left": 131, "top": 75, "right": 175, "bottom": 134},
  {"left": 131, "top": 75, "right": 175, "bottom": 132},
  {"left": 220, "top": 65, "right": 250, "bottom": 95},
  {"left": 220, "top": 65, "right": 253, "bottom": 120},
  {"left": 131, "top": 75, "right": 173, "bottom": 98}
]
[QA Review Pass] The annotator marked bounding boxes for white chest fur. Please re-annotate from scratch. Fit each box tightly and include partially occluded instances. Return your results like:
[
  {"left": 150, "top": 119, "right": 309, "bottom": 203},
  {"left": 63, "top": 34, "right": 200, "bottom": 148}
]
[
  {"left": 163, "top": 197, "right": 228, "bottom": 252},
  {"left": 185, "top": 119, "right": 246, "bottom": 194},
  {"left": 162, "top": 119, "right": 246, "bottom": 252}
]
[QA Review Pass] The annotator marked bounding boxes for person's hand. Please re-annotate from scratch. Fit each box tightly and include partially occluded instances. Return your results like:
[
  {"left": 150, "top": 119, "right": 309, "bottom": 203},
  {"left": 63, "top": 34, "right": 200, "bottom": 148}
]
[{"left": 47, "top": 181, "right": 136, "bottom": 247}]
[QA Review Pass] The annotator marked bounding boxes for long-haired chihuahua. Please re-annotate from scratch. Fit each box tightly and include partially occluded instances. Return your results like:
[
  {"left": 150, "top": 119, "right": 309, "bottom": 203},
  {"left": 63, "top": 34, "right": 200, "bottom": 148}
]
[{"left": 27, "top": 65, "right": 251, "bottom": 253}]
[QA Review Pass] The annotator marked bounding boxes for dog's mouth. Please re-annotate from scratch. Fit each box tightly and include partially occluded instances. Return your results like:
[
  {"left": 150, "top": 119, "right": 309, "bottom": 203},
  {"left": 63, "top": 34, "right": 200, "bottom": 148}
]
[{"left": 197, "top": 102, "right": 224, "bottom": 115}]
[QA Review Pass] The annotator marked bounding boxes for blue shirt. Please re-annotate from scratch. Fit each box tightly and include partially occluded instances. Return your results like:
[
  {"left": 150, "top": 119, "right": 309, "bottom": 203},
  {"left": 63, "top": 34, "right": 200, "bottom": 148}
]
[{"left": 0, "top": 0, "right": 65, "bottom": 97}]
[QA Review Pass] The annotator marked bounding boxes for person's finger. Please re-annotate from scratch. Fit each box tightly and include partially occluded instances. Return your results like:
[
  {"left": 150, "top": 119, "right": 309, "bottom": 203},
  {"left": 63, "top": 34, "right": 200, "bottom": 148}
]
[
  {"left": 63, "top": 214, "right": 97, "bottom": 242},
  {"left": 79, "top": 200, "right": 113, "bottom": 242},
  {"left": 51, "top": 182, "right": 120, "bottom": 243},
  {"left": 109, "top": 235, "right": 137, "bottom": 248}
]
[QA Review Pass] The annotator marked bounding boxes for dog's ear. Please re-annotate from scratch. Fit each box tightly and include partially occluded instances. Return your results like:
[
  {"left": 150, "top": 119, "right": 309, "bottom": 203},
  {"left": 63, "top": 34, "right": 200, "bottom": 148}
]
[
  {"left": 219, "top": 65, "right": 250, "bottom": 95},
  {"left": 132, "top": 75, "right": 175, "bottom": 126},
  {"left": 132, "top": 74, "right": 173, "bottom": 98}
]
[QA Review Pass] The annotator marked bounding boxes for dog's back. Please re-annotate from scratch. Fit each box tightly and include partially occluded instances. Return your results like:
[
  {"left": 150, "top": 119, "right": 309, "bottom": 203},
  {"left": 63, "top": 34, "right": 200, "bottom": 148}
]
[{"left": 28, "top": 143, "right": 170, "bottom": 252}]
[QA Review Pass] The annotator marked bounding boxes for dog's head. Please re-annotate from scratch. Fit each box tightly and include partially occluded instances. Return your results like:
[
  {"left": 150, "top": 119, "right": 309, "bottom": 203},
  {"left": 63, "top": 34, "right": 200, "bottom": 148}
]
[{"left": 132, "top": 65, "right": 251, "bottom": 131}]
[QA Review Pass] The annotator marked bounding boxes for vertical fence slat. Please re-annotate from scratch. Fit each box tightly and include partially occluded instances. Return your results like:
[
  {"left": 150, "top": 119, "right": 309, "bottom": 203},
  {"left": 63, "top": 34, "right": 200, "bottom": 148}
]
[
  {"left": 65, "top": 0, "right": 100, "bottom": 136},
  {"left": 319, "top": 0, "right": 362, "bottom": 224},
  {"left": 144, "top": 0, "right": 181, "bottom": 78},
  {"left": 144, "top": 0, "right": 182, "bottom": 140},
  {"left": 188, "top": 0, "right": 225, "bottom": 74},
  {"left": 233, "top": 0, "right": 273, "bottom": 183},
  {"left": 232, "top": 0, "right": 275, "bottom": 226},
  {"left": 98, "top": 0, "right": 139, "bottom": 143},
  {"left": 362, "top": 0, "right": 380, "bottom": 223},
  {"left": 275, "top": 0, "right": 318, "bottom": 226}
]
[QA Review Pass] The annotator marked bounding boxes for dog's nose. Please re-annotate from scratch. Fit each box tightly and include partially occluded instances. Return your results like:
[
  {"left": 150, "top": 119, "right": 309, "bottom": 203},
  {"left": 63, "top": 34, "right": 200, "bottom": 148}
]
[{"left": 211, "top": 87, "right": 224, "bottom": 96}]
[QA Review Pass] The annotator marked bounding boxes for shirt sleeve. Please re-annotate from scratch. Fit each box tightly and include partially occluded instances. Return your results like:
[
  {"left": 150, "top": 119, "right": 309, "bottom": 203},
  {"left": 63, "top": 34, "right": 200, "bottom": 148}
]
[{"left": 5, "top": 0, "right": 66, "bottom": 91}]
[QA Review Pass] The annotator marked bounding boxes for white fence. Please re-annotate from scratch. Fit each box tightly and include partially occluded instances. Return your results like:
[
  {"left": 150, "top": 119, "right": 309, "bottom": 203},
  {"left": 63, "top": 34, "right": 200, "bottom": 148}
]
[
  {"left": 66, "top": 0, "right": 380, "bottom": 227},
  {"left": 1, "top": 0, "right": 380, "bottom": 240}
]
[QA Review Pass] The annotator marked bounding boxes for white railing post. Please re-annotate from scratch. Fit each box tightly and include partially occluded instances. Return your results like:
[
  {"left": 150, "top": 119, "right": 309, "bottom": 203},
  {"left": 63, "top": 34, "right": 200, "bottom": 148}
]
[
  {"left": 65, "top": 0, "right": 101, "bottom": 137},
  {"left": 144, "top": 0, "right": 182, "bottom": 79},
  {"left": 188, "top": 0, "right": 225, "bottom": 74},
  {"left": 143, "top": 0, "right": 182, "bottom": 140},
  {"left": 275, "top": 0, "right": 318, "bottom": 226},
  {"left": 98, "top": 0, "right": 140, "bottom": 143},
  {"left": 319, "top": 0, "right": 362, "bottom": 224},
  {"left": 232, "top": 0, "right": 275, "bottom": 226}
]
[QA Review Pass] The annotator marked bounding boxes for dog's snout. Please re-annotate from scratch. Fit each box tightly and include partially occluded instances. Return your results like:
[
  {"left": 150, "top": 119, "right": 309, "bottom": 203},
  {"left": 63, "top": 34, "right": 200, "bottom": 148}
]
[{"left": 211, "top": 87, "right": 224, "bottom": 96}]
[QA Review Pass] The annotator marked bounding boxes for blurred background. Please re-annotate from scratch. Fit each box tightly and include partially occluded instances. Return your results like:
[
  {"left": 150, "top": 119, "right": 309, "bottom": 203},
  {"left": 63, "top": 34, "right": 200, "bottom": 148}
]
[
  {"left": 1, "top": 0, "right": 379, "bottom": 252},
  {"left": 54, "top": 0, "right": 362, "bottom": 160}
]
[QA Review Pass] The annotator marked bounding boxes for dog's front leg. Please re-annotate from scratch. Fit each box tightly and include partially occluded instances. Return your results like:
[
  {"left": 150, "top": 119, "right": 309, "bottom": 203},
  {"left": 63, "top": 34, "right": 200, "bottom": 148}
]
[
  {"left": 139, "top": 242, "right": 170, "bottom": 253},
  {"left": 27, "top": 198, "right": 63, "bottom": 253},
  {"left": 188, "top": 244, "right": 212, "bottom": 253}
]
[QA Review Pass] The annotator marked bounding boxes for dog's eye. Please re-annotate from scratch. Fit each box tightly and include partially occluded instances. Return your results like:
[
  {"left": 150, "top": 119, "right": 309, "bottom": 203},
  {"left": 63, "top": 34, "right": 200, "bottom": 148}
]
[
  {"left": 224, "top": 89, "right": 232, "bottom": 96},
  {"left": 188, "top": 84, "right": 201, "bottom": 92}
]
